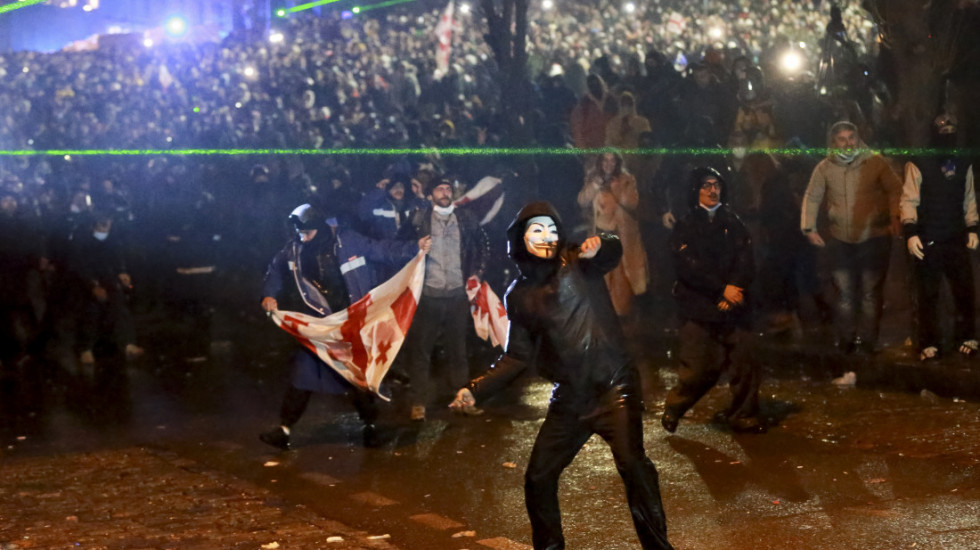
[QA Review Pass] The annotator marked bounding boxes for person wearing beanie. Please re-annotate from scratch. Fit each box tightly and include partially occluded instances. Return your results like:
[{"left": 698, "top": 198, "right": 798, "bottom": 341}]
[
  {"left": 661, "top": 167, "right": 764, "bottom": 435},
  {"left": 450, "top": 201, "right": 674, "bottom": 550},
  {"left": 801, "top": 120, "right": 902, "bottom": 354},
  {"left": 258, "top": 204, "right": 429, "bottom": 450},
  {"left": 357, "top": 169, "right": 427, "bottom": 242},
  {"left": 901, "top": 113, "right": 979, "bottom": 361}
]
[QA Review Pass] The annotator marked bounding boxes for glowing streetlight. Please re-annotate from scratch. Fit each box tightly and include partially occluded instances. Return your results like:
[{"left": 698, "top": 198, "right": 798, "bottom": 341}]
[
  {"left": 143, "top": 37, "right": 154, "bottom": 47},
  {"left": 459, "top": 2, "right": 470, "bottom": 14},
  {"left": 780, "top": 50, "right": 803, "bottom": 74},
  {"left": 269, "top": 31, "right": 284, "bottom": 44},
  {"left": 623, "top": 2, "right": 635, "bottom": 13},
  {"left": 542, "top": 0, "right": 553, "bottom": 10},
  {"left": 164, "top": 15, "right": 187, "bottom": 37},
  {"left": 243, "top": 66, "right": 257, "bottom": 78}
]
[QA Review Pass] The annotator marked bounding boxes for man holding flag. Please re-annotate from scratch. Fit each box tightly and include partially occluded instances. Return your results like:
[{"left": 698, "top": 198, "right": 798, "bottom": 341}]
[{"left": 259, "top": 204, "right": 430, "bottom": 450}]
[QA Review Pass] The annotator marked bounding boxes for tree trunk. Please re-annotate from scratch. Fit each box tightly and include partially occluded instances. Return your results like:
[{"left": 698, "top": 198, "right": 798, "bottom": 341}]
[
  {"left": 865, "top": 0, "right": 963, "bottom": 146},
  {"left": 480, "top": 0, "right": 532, "bottom": 144}
]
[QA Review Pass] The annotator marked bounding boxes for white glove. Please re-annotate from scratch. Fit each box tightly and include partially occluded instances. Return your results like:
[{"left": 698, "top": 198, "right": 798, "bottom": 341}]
[
  {"left": 968, "top": 233, "right": 979, "bottom": 250},
  {"left": 907, "top": 235, "right": 925, "bottom": 260}
]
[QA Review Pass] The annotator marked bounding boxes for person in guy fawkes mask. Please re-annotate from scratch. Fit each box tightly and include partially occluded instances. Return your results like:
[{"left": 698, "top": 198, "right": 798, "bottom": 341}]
[
  {"left": 661, "top": 168, "right": 764, "bottom": 435},
  {"left": 258, "top": 204, "right": 428, "bottom": 450},
  {"left": 901, "top": 113, "right": 979, "bottom": 361},
  {"left": 450, "top": 202, "right": 674, "bottom": 550}
]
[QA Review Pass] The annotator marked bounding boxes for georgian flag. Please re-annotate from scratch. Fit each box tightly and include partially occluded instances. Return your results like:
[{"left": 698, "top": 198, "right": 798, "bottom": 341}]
[
  {"left": 454, "top": 175, "right": 505, "bottom": 226},
  {"left": 434, "top": 0, "right": 454, "bottom": 80},
  {"left": 466, "top": 276, "right": 509, "bottom": 348},
  {"left": 270, "top": 251, "right": 426, "bottom": 400}
]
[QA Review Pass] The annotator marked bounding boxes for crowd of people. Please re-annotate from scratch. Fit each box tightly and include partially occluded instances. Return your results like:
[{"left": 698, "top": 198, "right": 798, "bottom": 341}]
[{"left": 0, "top": 0, "right": 934, "bottom": 399}]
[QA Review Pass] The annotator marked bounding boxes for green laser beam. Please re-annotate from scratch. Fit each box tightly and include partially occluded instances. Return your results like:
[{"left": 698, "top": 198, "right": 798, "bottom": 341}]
[
  {"left": 288, "top": 0, "right": 346, "bottom": 13},
  {"left": 0, "top": 0, "right": 45, "bottom": 15},
  {"left": 353, "top": 0, "right": 416, "bottom": 13},
  {"left": 0, "top": 147, "right": 975, "bottom": 157}
]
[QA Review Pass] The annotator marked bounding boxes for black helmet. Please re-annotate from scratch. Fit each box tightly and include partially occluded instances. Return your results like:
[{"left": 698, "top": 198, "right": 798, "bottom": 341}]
[{"left": 288, "top": 203, "right": 322, "bottom": 230}]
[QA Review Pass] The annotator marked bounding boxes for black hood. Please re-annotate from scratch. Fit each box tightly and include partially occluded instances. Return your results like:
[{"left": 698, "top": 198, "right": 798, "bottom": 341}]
[
  {"left": 687, "top": 166, "right": 729, "bottom": 210},
  {"left": 506, "top": 201, "right": 567, "bottom": 272}
]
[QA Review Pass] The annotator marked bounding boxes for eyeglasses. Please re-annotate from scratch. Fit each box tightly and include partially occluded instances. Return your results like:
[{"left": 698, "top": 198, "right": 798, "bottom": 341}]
[{"left": 700, "top": 180, "right": 722, "bottom": 190}]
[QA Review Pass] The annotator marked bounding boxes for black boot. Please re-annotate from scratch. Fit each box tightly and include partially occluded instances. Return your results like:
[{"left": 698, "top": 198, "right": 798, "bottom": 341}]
[{"left": 259, "top": 427, "right": 290, "bottom": 450}]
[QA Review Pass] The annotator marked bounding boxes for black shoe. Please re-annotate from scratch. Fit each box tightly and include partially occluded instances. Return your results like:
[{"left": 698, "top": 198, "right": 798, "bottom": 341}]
[
  {"left": 730, "top": 417, "right": 767, "bottom": 434},
  {"left": 854, "top": 339, "right": 875, "bottom": 356},
  {"left": 259, "top": 427, "right": 290, "bottom": 450},
  {"left": 661, "top": 411, "right": 678, "bottom": 434},
  {"left": 836, "top": 339, "right": 856, "bottom": 354},
  {"left": 362, "top": 423, "right": 382, "bottom": 448}
]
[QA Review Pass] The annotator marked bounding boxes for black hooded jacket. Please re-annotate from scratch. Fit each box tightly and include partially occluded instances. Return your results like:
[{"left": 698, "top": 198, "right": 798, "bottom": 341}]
[
  {"left": 670, "top": 169, "right": 754, "bottom": 325},
  {"left": 467, "top": 201, "right": 639, "bottom": 416}
]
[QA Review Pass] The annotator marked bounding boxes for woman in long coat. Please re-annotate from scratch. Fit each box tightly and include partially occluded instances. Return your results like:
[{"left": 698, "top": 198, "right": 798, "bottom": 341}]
[{"left": 577, "top": 152, "right": 649, "bottom": 316}]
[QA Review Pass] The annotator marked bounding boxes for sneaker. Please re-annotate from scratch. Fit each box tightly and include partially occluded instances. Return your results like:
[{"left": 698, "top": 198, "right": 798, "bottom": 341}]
[
  {"left": 410, "top": 405, "right": 426, "bottom": 421},
  {"left": 79, "top": 350, "right": 95, "bottom": 365},
  {"left": 831, "top": 371, "right": 857, "bottom": 386},
  {"left": 124, "top": 344, "right": 144, "bottom": 360},
  {"left": 259, "top": 427, "right": 290, "bottom": 450}
]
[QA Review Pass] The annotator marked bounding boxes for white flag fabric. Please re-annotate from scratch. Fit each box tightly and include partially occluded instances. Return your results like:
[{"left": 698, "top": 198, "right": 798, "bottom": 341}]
[
  {"left": 271, "top": 251, "right": 427, "bottom": 400},
  {"left": 434, "top": 0, "right": 455, "bottom": 80},
  {"left": 466, "top": 276, "right": 509, "bottom": 348},
  {"left": 454, "top": 175, "right": 505, "bottom": 226}
]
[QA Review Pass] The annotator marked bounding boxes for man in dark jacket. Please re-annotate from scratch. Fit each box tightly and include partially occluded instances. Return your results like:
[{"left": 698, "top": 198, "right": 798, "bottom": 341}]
[
  {"left": 259, "top": 204, "right": 428, "bottom": 450},
  {"left": 662, "top": 167, "right": 764, "bottom": 434},
  {"left": 68, "top": 210, "right": 143, "bottom": 365},
  {"left": 450, "top": 202, "right": 673, "bottom": 550},
  {"left": 400, "top": 178, "right": 489, "bottom": 421},
  {"left": 901, "top": 114, "right": 979, "bottom": 360}
]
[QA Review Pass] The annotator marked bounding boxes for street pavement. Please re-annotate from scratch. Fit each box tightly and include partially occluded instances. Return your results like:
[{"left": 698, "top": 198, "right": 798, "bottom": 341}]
[{"left": 3, "top": 288, "right": 980, "bottom": 549}]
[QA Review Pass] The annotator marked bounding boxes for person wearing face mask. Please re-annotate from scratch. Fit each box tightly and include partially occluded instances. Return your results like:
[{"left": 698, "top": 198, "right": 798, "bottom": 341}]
[
  {"left": 67, "top": 211, "right": 143, "bottom": 366},
  {"left": 258, "top": 204, "right": 429, "bottom": 450},
  {"left": 401, "top": 178, "right": 489, "bottom": 421},
  {"left": 900, "top": 114, "right": 979, "bottom": 361},
  {"left": 450, "top": 201, "right": 674, "bottom": 550},
  {"left": 662, "top": 168, "right": 764, "bottom": 435},
  {"left": 801, "top": 120, "right": 902, "bottom": 355}
]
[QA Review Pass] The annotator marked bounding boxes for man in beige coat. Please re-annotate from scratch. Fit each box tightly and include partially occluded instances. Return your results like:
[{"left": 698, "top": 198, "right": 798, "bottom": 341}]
[{"left": 800, "top": 121, "right": 901, "bottom": 354}]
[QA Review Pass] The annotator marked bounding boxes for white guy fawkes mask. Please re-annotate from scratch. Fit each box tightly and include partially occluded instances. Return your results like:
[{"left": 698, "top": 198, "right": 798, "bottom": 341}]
[{"left": 524, "top": 215, "right": 559, "bottom": 259}]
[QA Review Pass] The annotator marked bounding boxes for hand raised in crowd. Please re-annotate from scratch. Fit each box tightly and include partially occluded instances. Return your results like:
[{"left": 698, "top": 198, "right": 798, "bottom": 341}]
[
  {"left": 261, "top": 296, "right": 278, "bottom": 312},
  {"left": 969, "top": 233, "right": 979, "bottom": 250},
  {"left": 580, "top": 235, "right": 602, "bottom": 259},
  {"left": 418, "top": 235, "right": 432, "bottom": 254},
  {"left": 375, "top": 178, "right": 389, "bottom": 189},
  {"left": 806, "top": 232, "right": 826, "bottom": 247},
  {"left": 118, "top": 273, "right": 132, "bottom": 288},
  {"left": 907, "top": 235, "right": 925, "bottom": 259}
]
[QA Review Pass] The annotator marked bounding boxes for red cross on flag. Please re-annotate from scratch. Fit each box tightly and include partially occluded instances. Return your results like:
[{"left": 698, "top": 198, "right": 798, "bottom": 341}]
[
  {"left": 466, "top": 276, "right": 509, "bottom": 348},
  {"left": 434, "top": 0, "right": 455, "bottom": 80},
  {"left": 270, "top": 251, "right": 427, "bottom": 400}
]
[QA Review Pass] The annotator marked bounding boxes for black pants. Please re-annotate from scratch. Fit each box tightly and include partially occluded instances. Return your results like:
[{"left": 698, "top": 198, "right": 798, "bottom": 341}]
[
  {"left": 665, "top": 320, "right": 760, "bottom": 422},
  {"left": 525, "top": 400, "right": 673, "bottom": 550},
  {"left": 913, "top": 240, "right": 975, "bottom": 349},
  {"left": 404, "top": 292, "right": 470, "bottom": 406},
  {"left": 279, "top": 386, "right": 379, "bottom": 428}
]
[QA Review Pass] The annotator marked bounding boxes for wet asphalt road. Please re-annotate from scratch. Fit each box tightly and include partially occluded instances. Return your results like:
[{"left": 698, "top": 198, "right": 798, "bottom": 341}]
[{"left": 3, "top": 305, "right": 980, "bottom": 550}]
